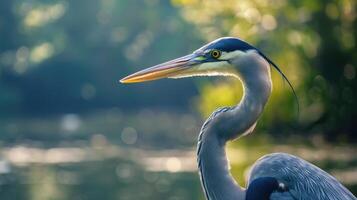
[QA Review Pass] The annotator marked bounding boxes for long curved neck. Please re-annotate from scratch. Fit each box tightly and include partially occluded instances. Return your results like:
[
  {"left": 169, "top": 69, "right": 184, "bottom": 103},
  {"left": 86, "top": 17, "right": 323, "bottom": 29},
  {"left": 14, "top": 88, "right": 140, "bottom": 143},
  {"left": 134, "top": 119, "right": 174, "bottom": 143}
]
[{"left": 197, "top": 53, "right": 272, "bottom": 200}]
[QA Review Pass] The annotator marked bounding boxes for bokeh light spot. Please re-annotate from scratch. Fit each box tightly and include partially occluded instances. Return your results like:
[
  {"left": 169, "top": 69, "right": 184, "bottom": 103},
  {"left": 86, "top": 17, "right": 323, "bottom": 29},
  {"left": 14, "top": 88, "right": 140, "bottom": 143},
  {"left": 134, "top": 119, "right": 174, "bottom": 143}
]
[
  {"left": 91, "top": 134, "right": 108, "bottom": 148},
  {"left": 30, "top": 42, "right": 54, "bottom": 63},
  {"left": 261, "top": 15, "right": 277, "bottom": 30},
  {"left": 81, "top": 83, "right": 96, "bottom": 100},
  {"left": 24, "top": 3, "right": 66, "bottom": 27},
  {"left": 344, "top": 64, "right": 355, "bottom": 80},
  {"left": 165, "top": 157, "right": 182, "bottom": 173},
  {"left": 121, "top": 127, "right": 138, "bottom": 145},
  {"left": 61, "top": 114, "right": 81, "bottom": 132}
]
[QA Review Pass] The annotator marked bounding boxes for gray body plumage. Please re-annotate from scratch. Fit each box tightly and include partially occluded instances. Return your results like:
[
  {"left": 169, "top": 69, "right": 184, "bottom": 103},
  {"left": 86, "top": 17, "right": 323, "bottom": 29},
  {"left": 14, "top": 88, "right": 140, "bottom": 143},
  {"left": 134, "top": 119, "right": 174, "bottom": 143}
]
[
  {"left": 198, "top": 108, "right": 357, "bottom": 200},
  {"left": 249, "top": 153, "right": 357, "bottom": 200}
]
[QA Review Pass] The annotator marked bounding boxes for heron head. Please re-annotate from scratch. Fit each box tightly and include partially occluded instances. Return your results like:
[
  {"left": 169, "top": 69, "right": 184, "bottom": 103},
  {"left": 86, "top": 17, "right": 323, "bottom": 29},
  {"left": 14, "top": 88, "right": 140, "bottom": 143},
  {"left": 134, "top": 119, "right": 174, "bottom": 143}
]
[
  {"left": 120, "top": 37, "right": 296, "bottom": 105},
  {"left": 120, "top": 37, "right": 263, "bottom": 83}
]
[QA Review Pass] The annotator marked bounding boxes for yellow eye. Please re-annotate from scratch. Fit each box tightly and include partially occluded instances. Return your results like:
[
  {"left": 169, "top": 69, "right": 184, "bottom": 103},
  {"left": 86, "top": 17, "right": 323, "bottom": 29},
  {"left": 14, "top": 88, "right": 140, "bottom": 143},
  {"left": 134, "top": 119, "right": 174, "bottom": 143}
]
[{"left": 210, "top": 50, "right": 221, "bottom": 59}]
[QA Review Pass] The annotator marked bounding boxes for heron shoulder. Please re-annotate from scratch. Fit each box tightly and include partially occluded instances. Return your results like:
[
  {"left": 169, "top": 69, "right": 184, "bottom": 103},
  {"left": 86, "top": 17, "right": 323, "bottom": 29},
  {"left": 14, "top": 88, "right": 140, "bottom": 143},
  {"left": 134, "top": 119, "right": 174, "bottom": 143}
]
[{"left": 247, "top": 153, "right": 357, "bottom": 200}]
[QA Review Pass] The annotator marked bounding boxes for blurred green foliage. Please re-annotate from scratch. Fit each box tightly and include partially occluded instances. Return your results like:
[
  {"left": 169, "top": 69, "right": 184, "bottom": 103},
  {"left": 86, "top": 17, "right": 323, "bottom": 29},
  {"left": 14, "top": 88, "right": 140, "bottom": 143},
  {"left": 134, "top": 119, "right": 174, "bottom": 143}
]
[
  {"left": 173, "top": 0, "right": 357, "bottom": 142},
  {"left": 0, "top": 0, "right": 203, "bottom": 115}
]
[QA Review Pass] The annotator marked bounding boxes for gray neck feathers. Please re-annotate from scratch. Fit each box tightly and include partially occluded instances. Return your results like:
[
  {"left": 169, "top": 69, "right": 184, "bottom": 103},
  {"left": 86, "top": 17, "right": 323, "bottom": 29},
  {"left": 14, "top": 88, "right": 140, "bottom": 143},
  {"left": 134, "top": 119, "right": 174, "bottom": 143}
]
[{"left": 197, "top": 52, "right": 272, "bottom": 200}]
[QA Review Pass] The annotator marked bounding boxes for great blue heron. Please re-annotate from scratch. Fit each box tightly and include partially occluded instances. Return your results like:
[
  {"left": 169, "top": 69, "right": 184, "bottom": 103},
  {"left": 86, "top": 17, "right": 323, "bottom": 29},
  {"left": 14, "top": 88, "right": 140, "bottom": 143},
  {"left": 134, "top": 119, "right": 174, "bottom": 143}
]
[{"left": 121, "top": 37, "right": 356, "bottom": 200}]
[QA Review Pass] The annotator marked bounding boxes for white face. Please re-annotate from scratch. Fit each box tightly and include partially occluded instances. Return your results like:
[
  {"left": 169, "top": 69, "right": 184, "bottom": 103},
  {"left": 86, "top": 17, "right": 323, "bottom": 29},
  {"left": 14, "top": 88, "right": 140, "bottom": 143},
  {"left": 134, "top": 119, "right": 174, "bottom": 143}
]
[
  {"left": 168, "top": 49, "right": 254, "bottom": 79},
  {"left": 219, "top": 50, "right": 248, "bottom": 60},
  {"left": 168, "top": 61, "right": 233, "bottom": 79}
]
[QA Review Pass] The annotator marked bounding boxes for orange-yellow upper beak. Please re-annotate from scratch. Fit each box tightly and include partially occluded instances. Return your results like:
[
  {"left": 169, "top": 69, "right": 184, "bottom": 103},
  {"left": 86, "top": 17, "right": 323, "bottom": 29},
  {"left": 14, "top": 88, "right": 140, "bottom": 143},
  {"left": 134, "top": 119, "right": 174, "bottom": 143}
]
[{"left": 120, "top": 54, "right": 197, "bottom": 83}]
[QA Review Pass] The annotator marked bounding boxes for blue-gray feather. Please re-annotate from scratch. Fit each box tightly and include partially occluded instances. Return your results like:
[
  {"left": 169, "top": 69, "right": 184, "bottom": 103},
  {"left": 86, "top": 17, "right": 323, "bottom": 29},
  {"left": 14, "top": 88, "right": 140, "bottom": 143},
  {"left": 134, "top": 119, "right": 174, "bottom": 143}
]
[
  {"left": 248, "top": 153, "right": 357, "bottom": 200},
  {"left": 270, "top": 192, "right": 296, "bottom": 200},
  {"left": 246, "top": 177, "right": 284, "bottom": 200},
  {"left": 197, "top": 107, "right": 235, "bottom": 200},
  {"left": 200, "top": 37, "right": 255, "bottom": 53}
]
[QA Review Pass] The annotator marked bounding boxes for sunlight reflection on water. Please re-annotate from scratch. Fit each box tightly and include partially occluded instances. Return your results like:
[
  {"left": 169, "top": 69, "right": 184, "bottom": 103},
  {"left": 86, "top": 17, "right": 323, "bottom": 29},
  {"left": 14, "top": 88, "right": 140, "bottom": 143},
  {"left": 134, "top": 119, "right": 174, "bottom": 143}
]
[{"left": 2, "top": 144, "right": 357, "bottom": 185}]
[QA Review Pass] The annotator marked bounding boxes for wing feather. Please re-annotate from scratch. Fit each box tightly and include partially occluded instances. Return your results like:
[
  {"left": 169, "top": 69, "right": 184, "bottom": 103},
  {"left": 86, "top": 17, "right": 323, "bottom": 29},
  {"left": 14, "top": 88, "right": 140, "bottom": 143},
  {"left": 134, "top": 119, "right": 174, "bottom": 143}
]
[{"left": 247, "top": 153, "right": 356, "bottom": 200}]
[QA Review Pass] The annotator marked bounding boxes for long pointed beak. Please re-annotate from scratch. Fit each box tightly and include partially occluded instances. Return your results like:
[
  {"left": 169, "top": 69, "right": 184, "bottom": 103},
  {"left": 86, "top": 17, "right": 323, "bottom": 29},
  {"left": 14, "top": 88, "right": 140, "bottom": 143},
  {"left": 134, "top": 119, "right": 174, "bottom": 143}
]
[{"left": 120, "top": 54, "right": 197, "bottom": 83}]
